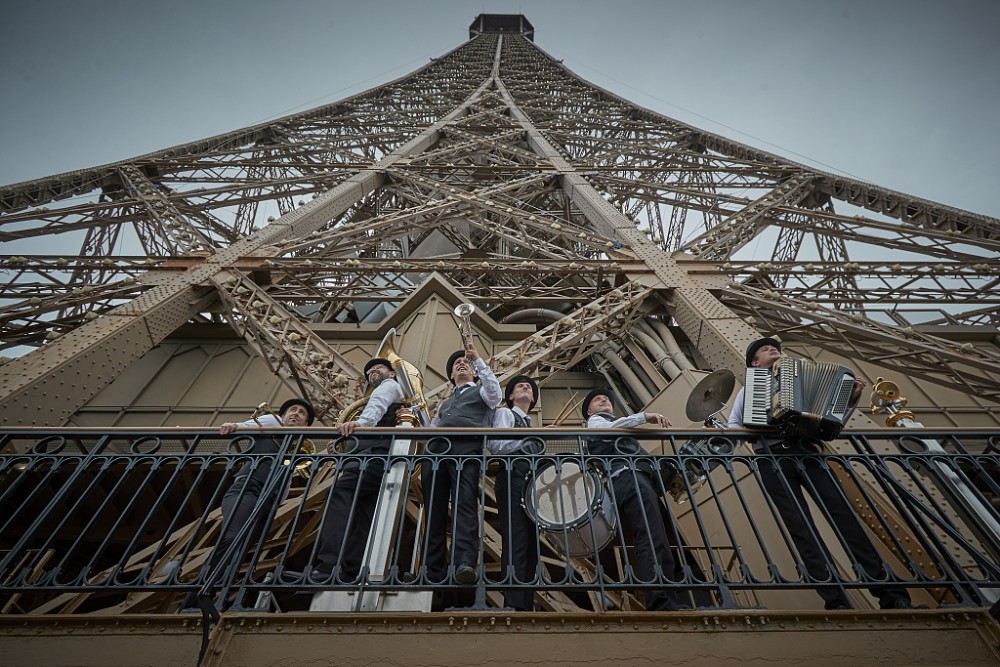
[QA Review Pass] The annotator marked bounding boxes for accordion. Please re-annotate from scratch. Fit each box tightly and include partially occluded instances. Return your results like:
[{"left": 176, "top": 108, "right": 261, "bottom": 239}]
[{"left": 743, "top": 357, "right": 856, "bottom": 440}]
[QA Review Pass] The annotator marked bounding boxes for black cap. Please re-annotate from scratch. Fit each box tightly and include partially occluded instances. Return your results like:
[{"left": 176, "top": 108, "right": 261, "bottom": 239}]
[
  {"left": 745, "top": 337, "right": 782, "bottom": 367},
  {"left": 364, "top": 358, "right": 393, "bottom": 376},
  {"left": 278, "top": 398, "right": 315, "bottom": 425},
  {"left": 505, "top": 374, "right": 538, "bottom": 410},
  {"left": 446, "top": 350, "right": 469, "bottom": 385},
  {"left": 581, "top": 387, "right": 614, "bottom": 420}
]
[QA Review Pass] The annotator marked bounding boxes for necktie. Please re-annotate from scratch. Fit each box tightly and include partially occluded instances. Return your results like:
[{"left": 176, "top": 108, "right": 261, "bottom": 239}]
[{"left": 524, "top": 415, "right": 531, "bottom": 427}]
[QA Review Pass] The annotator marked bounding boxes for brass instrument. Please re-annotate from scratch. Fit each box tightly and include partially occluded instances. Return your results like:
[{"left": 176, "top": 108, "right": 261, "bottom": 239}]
[
  {"left": 453, "top": 303, "right": 476, "bottom": 351},
  {"left": 250, "top": 402, "right": 316, "bottom": 478},
  {"left": 336, "top": 328, "right": 430, "bottom": 428}
]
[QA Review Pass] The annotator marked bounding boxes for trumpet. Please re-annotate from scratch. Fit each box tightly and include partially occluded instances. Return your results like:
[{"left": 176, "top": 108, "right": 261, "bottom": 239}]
[
  {"left": 454, "top": 303, "right": 476, "bottom": 351},
  {"left": 250, "top": 402, "right": 316, "bottom": 478}
]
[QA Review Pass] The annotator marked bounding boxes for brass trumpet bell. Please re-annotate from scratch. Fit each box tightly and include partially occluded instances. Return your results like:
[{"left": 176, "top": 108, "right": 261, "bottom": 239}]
[{"left": 453, "top": 303, "right": 476, "bottom": 350}]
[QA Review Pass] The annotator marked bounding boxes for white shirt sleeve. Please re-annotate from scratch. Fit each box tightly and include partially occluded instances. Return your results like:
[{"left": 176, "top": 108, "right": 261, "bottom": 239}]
[
  {"left": 488, "top": 407, "right": 518, "bottom": 454},
  {"left": 586, "top": 413, "right": 647, "bottom": 429},
  {"left": 357, "top": 379, "right": 406, "bottom": 426},
  {"left": 474, "top": 358, "right": 503, "bottom": 407},
  {"left": 727, "top": 387, "right": 745, "bottom": 428},
  {"left": 235, "top": 413, "right": 282, "bottom": 429}
]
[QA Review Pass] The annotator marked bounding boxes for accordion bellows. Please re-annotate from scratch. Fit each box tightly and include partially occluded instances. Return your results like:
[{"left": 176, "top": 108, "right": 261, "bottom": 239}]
[{"left": 743, "top": 356, "right": 856, "bottom": 440}]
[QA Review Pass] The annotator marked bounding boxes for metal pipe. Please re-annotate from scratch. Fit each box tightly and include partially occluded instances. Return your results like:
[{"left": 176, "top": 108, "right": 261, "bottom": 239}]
[
  {"left": 500, "top": 308, "right": 565, "bottom": 324},
  {"left": 648, "top": 317, "right": 695, "bottom": 371},
  {"left": 631, "top": 324, "right": 681, "bottom": 380},
  {"left": 601, "top": 348, "right": 654, "bottom": 405}
]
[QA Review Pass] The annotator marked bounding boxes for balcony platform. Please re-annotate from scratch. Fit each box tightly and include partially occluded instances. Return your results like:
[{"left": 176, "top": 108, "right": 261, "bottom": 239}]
[{"left": 2, "top": 608, "right": 999, "bottom": 667}]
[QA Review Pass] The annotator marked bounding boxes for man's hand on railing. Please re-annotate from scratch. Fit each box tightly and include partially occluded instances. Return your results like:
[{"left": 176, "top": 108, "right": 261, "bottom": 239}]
[
  {"left": 644, "top": 413, "right": 672, "bottom": 427},
  {"left": 219, "top": 422, "right": 240, "bottom": 436},
  {"left": 338, "top": 421, "right": 361, "bottom": 437}
]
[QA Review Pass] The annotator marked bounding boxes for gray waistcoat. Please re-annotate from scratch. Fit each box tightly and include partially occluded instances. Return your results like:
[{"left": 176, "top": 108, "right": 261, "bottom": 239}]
[{"left": 437, "top": 385, "right": 494, "bottom": 428}]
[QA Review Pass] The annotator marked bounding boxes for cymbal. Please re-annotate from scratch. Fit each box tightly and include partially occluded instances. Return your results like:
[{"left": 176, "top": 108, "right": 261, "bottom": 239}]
[{"left": 685, "top": 369, "right": 736, "bottom": 421}]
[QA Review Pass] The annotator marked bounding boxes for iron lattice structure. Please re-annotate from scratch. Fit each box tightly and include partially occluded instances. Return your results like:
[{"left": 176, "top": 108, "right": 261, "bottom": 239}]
[{"left": 1, "top": 15, "right": 999, "bottom": 428}]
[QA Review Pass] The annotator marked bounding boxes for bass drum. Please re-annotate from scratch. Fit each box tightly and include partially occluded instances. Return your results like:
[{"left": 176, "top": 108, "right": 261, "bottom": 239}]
[{"left": 522, "top": 460, "right": 617, "bottom": 558}]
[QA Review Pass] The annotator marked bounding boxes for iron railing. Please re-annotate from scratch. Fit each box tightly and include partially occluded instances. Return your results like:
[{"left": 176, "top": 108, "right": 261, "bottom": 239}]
[{"left": 1, "top": 427, "right": 998, "bottom": 615}]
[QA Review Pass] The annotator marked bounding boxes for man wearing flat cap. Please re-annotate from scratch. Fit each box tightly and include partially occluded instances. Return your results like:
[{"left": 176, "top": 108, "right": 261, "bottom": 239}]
[
  {"left": 582, "top": 388, "right": 688, "bottom": 611},
  {"left": 728, "top": 336, "right": 914, "bottom": 610},
  {"left": 489, "top": 374, "right": 541, "bottom": 610},
  {"left": 183, "top": 397, "right": 315, "bottom": 610},
  {"left": 422, "top": 344, "right": 502, "bottom": 586}
]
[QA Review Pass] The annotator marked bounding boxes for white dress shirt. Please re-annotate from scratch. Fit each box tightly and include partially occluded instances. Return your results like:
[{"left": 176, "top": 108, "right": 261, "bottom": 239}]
[
  {"left": 489, "top": 405, "right": 531, "bottom": 454},
  {"left": 356, "top": 378, "right": 406, "bottom": 426}
]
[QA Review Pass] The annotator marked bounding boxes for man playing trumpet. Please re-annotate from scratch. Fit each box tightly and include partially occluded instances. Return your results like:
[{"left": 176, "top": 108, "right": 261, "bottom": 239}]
[{"left": 423, "top": 343, "right": 502, "bottom": 586}]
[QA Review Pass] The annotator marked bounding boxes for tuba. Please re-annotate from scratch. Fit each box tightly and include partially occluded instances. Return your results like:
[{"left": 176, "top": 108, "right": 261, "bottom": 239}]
[
  {"left": 336, "top": 328, "right": 430, "bottom": 427},
  {"left": 250, "top": 402, "right": 316, "bottom": 478}
]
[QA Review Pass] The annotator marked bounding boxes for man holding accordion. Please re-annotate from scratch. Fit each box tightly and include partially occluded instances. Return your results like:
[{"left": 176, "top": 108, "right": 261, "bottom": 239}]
[{"left": 728, "top": 337, "right": 915, "bottom": 610}]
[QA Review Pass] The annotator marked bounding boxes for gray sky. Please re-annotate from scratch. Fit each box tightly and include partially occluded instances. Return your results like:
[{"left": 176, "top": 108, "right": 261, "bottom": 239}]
[{"left": 2, "top": 0, "right": 998, "bottom": 219}]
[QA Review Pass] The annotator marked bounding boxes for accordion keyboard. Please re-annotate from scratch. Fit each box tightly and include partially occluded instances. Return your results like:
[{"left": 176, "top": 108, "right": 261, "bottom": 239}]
[{"left": 743, "top": 367, "right": 773, "bottom": 427}]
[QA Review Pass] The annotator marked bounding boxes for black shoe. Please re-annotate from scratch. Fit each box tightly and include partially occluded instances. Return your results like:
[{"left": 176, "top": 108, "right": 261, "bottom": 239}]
[
  {"left": 648, "top": 597, "right": 691, "bottom": 611},
  {"left": 826, "top": 601, "right": 851, "bottom": 610},
  {"left": 279, "top": 568, "right": 331, "bottom": 584},
  {"left": 881, "top": 598, "right": 913, "bottom": 610},
  {"left": 454, "top": 563, "right": 477, "bottom": 584}
]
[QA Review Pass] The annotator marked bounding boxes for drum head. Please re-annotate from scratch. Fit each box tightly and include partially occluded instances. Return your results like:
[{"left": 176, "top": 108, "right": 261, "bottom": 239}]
[{"left": 525, "top": 460, "right": 601, "bottom": 530}]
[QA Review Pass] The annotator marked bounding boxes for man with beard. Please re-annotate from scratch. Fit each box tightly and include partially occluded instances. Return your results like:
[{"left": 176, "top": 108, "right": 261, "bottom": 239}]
[{"left": 303, "top": 357, "right": 408, "bottom": 582}]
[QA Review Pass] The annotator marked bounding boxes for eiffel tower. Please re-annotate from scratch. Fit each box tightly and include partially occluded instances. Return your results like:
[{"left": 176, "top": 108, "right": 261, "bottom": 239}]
[{"left": 1, "top": 13, "right": 999, "bottom": 665}]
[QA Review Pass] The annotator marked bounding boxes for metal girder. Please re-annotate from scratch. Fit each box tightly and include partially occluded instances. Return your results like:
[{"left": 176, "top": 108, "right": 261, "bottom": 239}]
[
  {"left": 718, "top": 283, "right": 1000, "bottom": 399},
  {"left": 422, "top": 282, "right": 657, "bottom": 404},
  {"left": 212, "top": 274, "right": 363, "bottom": 420},
  {"left": 494, "top": 75, "right": 759, "bottom": 375}
]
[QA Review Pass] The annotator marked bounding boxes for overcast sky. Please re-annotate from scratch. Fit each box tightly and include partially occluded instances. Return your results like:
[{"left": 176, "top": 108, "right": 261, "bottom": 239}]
[{"left": 2, "top": 0, "right": 998, "bottom": 220}]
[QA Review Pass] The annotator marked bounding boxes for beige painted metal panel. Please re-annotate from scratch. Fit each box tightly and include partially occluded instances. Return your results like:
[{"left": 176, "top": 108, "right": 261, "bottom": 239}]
[{"left": 4, "top": 610, "right": 996, "bottom": 667}]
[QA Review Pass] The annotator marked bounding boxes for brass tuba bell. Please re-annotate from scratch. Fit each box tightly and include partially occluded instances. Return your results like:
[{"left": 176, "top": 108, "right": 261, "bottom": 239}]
[{"left": 336, "top": 328, "right": 430, "bottom": 427}]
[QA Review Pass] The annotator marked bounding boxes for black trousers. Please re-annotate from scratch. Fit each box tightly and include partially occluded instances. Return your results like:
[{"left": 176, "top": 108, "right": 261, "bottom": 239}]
[
  {"left": 494, "top": 457, "right": 538, "bottom": 610},
  {"left": 314, "top": 449, "right": 388, "bottom": 579},
  {"left": 758, "top": 440, "right": 910, "bottom": 609},
  {"left": 420, "top": 440, "right": 482, "bottom": 582},
  {"left": 185, "top": 438, "right": 281, "bottom": 609},
  {"left": 609, "top": 469, "right": 683, "bottom": 611}
]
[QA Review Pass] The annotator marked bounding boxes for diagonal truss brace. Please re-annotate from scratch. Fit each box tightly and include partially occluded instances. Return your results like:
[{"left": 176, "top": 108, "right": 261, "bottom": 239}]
[
  {"left": 684, "top": 172, "right": 816, "bottom": 260},
  {"left": 212, "top": 273, "right": 364, "bottom": 420},
  {"left": 422, "top": 281, "right": 656, "bottom": 403},
  {"left": 720, "top": 283, "right": 1000, "bottom": 399}
]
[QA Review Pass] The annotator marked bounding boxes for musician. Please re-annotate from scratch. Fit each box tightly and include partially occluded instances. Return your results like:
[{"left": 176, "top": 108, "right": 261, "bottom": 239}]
[
  {"left": 490, "top": 374, "right": 541, "bottom": 610},
  {"left": 728, "top": 337, "right": 914, "bottom": 610},
  {"left": 422, "top": 345, "right": 502, "bottom": 586},
  {"left": 182, "top": 398, "right": 315, "bottom": 610},
  {"left": 582, "top": 388, "right": 689, "bottom": 611},
  {"left": 300, "top": 358, "right": 406, "bottom": 583}
]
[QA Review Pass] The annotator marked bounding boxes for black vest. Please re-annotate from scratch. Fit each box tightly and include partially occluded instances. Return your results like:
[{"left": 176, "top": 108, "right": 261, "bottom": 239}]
[
  {"left": 354, "top": 401, "right": 404, "bottom": 453},
  {"left": 585, "top": 413, "right": 649, "bottom": 475}
]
